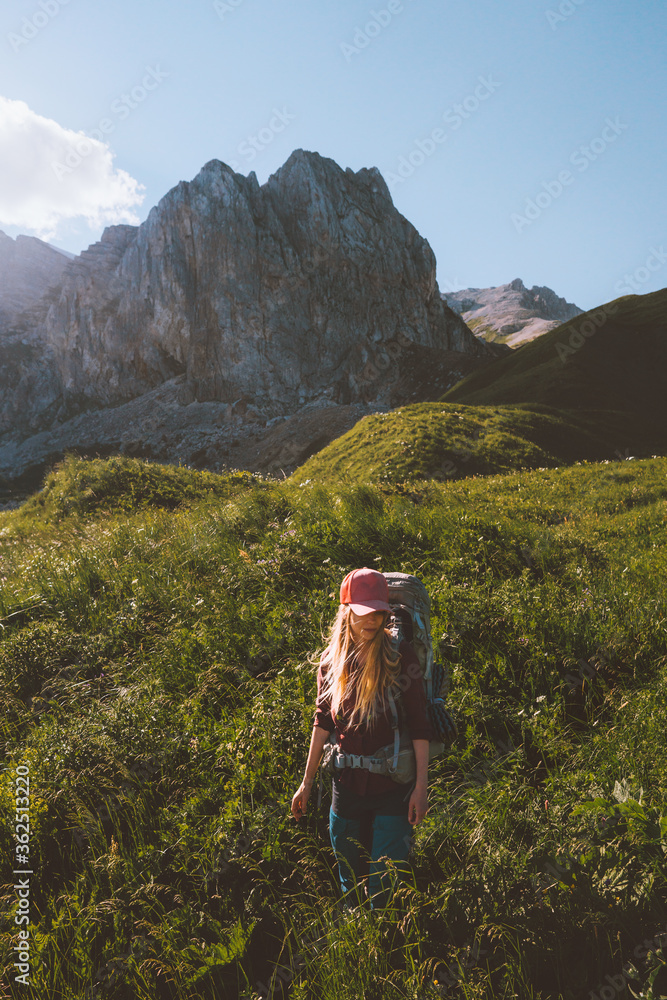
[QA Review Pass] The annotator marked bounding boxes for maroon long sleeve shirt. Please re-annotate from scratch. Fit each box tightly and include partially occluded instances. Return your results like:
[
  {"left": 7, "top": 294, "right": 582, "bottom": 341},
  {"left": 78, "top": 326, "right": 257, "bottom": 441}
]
[{"left": 313, "top": 638, "right": 433, "bottom": 798}]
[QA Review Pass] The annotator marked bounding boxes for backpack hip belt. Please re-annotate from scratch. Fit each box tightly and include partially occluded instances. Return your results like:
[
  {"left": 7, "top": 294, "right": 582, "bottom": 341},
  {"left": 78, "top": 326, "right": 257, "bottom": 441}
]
[
  {"left": 320, "top": 687, "right": 417, "bottom": 786},
  {"left": 330, "top": 750, "right": 398, "bottom": 774}
]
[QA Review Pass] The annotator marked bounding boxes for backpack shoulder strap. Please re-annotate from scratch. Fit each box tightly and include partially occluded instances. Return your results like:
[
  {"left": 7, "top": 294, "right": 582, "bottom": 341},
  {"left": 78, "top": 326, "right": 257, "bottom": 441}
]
[
  {"left": 388, "top": 631, "right": 401, "bottom": 656},
  {"left": 386, "top": 686, "right": 401, "bottom": 774}
]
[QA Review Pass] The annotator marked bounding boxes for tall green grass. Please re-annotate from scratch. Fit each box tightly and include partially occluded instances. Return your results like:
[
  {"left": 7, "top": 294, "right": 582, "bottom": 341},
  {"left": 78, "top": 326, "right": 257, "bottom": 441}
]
[{"left": 1, "top": 454, "right": 667, "bottom": 998}]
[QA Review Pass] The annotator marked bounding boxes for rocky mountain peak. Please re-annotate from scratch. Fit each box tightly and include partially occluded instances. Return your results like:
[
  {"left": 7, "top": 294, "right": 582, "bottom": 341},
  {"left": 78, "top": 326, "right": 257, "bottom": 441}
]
[
  {"left": 0, "top": 230, "right": 74, "bottom": 334},
  {"left": 0, "top": 149, "right": 496, "bottom": 484},
  {"left": 442, "top": 279, "right": 583, "bottom": 348}
]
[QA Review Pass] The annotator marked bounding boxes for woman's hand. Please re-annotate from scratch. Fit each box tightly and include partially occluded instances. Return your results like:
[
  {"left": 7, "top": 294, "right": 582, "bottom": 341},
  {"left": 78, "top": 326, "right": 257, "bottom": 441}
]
[
  {"left": 409, "top": 739, "right": 429, "bottom": 825},
  {"left": 407, "top": 784, "right": 428, "bottom": 826},
  {"left": 291, "top": 780, "right": 313, "bottom": 821},
  {"left": 291, "top": 727, "right": 329, "bottom": 821}
]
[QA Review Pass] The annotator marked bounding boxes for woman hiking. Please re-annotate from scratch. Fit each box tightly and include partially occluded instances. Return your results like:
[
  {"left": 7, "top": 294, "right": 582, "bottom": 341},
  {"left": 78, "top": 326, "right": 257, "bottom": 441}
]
[{"left": 291, "top": 567, "right": 433, "bottom": 912}]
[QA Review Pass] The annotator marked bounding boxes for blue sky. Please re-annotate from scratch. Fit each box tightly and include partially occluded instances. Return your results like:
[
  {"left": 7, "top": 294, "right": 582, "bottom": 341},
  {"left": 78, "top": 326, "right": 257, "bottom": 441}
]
[{"left": 0, "top": 0, "right": 665, "bottom": 310}]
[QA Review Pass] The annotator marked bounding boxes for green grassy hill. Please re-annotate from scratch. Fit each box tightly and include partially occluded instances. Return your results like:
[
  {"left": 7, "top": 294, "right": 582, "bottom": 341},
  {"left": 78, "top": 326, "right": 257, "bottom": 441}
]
[
  {"left": 287, "top": 401, "right": 646, "bottom": 489},
  {"left": 441, "top": 287, "right": 667, "bottom": 434},
  {"left": 288, "top": 287, "right": 666, "bottom": 490},
  {"left": 1, "top": 454, "right": 667, "bottom": 998}
]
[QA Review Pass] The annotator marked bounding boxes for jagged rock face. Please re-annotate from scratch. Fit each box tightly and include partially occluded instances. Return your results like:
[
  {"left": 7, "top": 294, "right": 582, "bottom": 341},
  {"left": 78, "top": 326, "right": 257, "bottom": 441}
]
[
  {"left": 0, "top": 231, "right": 72, "bottom": 334},
  {"left": 442, "top": 277, "right": 582, "bottom": 347},
  {"left": 0, "top": 149, "right": 498, "bottom": 484},
  {"left": 42, "top": 150, "right": 486, "bottom": 417}
]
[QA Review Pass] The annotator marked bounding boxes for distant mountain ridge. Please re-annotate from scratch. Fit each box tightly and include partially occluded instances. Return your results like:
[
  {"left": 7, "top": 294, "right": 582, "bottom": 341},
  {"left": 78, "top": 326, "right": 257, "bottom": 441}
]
[
  {"left": 442, "top": 277, "right": 583, "bottom": 348},
  {"left": 0, "top": 230, "right": 73, "bottom": 335}
]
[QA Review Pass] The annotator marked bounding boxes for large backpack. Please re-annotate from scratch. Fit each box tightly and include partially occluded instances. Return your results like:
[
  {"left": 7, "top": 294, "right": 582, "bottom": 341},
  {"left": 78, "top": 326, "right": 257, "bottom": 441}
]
[
  {"left": 318, "top": 572, "right": 457, "bottom": 799},
  {"left": 383, "top": 571, "right": 458, "bottom": 752}
]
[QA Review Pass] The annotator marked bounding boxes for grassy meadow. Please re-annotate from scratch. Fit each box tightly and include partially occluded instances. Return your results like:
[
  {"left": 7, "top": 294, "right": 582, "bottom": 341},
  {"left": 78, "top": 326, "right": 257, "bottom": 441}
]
[
  {"left": 1, "top": 450, "right": 667, "bottom": 999},
  {"left": 288, "top": 402, "right": 643, "bottom": 488}
]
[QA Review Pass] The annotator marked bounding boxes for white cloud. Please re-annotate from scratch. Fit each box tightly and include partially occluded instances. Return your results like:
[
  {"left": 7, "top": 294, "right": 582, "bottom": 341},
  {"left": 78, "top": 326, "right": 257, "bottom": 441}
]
[{"left": 0, "top": 96, "right": 145, "bottom": 240}]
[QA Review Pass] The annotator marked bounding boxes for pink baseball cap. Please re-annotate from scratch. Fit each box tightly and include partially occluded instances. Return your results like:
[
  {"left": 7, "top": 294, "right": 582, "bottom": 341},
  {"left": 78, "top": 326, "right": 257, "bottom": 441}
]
[{"left": 340, "top": 567, "right": 391, "bottom": 615}]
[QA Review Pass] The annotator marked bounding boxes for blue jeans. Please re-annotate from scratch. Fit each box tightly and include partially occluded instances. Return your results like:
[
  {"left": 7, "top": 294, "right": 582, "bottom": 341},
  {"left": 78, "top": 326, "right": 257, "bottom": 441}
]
[{"left": 329, "top": 806, "right": 414, "bottom": 910}]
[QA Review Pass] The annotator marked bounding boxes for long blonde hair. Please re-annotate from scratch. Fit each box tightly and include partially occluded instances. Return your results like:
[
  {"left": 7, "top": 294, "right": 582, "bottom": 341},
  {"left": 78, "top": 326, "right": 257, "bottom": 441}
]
[{"left": 312, "top": 604, "right": 402, "bottom": 729}]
